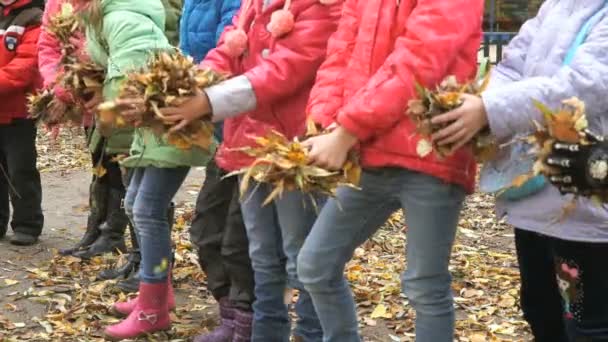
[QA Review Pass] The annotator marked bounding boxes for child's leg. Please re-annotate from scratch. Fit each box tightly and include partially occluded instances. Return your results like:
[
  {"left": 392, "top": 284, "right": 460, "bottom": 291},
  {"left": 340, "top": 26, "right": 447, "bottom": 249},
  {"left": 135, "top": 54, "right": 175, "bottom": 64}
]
[
  {"left": 191, "top": 159, "right": 235, "bottom": 301},
  {"left": 552, "top": 238, "right": 608, "bottom": 341},
  {"left": 3, "top": 119, "right": 43, "bottom": 239},
  {"left": 298, "top": 169, "right": 402, "bottom": 342},
  {"left": 514, "top": 229, "right": 569, "bottom": 342},
  {"left": 132, "top": 167, "right": 189, "bottom": 283},
  {"left": 0, "top": 143, "right": 8, "bottom": 237},
  {"left": 222, "top": 181, "right": 254, "bottom": 310},
  {"left": 398, "top": 170, "right": 465, "bottom": 342},
  {"left": 273, "top": 190, "right": 326, "bottom": 341},
  {"left": 124, "top": 169, "right": 144, "bottom": 233},
  {"left": 239, "top": 182, "right": 289, "bottom": 342}
]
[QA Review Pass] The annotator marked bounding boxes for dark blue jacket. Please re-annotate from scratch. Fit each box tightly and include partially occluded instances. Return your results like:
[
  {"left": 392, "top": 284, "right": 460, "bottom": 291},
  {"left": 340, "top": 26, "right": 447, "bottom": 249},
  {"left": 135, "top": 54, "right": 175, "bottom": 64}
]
[{"left": 180, "top": 0, "right": 240, "bottom": 143}]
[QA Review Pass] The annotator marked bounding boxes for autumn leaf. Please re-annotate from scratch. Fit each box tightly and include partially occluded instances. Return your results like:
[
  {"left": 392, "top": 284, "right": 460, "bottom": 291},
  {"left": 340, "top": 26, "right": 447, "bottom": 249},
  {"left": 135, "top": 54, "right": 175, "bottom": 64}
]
[
  {"left": 371, "top": 304, "right": 389, "bottom": 319},
  {"left": 510, "top": 174, "right": 533, "bottom": 188},
  {"left": 91, "top": 164, "right": 107, "bottom": 178},
  {"left": 3, "top": 279, "right": 19, "bottom": 287}
]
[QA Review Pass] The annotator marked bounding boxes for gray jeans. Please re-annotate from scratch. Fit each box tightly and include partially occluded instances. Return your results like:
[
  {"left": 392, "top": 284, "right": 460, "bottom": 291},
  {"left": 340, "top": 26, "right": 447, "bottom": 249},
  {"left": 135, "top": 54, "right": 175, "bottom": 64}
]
[{"left": 297, "top": 168, "right": 466, "bottom": 342}]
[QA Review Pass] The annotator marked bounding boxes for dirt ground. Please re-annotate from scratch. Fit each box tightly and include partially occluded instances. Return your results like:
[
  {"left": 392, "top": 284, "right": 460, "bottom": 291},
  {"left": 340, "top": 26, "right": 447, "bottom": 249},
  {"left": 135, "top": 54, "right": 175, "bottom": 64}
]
[{"left": 0, "top": 131, "right": 531, "bottom": 342}]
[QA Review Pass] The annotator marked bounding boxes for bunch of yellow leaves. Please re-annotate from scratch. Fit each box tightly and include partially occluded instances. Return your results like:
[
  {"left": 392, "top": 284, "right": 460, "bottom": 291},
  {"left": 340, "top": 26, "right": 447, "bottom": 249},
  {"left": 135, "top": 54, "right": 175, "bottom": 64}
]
[
  {"left": 28, "top": 89, "right": 83, "bottom": 126},
  {"left": 407, "top": 70, "right": 498, "bottom": 162},
  {"left": 98, "top": 51, "right": 223, "bottom": 151},
  {"left": 28, "top": 3, "right": 104, "bottom": 126},
  {"left": 226, "top": 122, "right": 362, "bottom": 206}
]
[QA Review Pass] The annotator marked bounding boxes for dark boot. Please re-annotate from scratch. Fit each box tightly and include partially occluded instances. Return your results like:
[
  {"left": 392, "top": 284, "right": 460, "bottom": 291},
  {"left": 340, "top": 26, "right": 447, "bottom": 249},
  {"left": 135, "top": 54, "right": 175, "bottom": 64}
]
[
  {"left": 98, "top": 221, "right": 139, "bottom": 280},
  {"left": 232, "top": 309, "right": 252, "bottom": 342},
  {"left": 98, "top": 250, "right": 140, "bottom": 280},
  {"left": 59, "top": 180, "right": 108, "bottom": 255},
  {"left": 193, "top": 298, "right": 236, "bottom": 342},
  {"left": 73, "top": 188, "right": 128, "bottom": 259},
  {"left": 116, "top": 203, "right": 175, "bottom": 292},
  {"left": 117, "top": 259, "right": 140, "bottom": 293},
  {"left": 0, "top": 224, "right": 7, "bottom": 239}
]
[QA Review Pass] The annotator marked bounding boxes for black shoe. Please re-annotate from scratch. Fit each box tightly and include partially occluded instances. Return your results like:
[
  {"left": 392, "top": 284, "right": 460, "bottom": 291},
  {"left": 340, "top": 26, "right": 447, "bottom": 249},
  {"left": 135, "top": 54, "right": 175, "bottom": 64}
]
[
  {"left": 72, "top": 232, "right": 127, "bottom": 259},
  {"left": 117, "top": 268, "right": 140, "bottom": 293},
  {"left": 59, "top": 179, "right": 108, "bottom": 255},
  {"left": 98, "top": 251, "right": 140, "bottom": 280},
  {"left": 10, "top": 232, "right": 38, "bottom": 246},
  {"left": 73, "top": 188, "right": 128, "bottom": 259}
]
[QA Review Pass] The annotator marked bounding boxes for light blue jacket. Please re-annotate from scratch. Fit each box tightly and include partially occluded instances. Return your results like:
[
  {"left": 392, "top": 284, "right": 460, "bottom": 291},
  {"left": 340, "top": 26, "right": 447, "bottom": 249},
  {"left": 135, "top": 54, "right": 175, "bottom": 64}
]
[
  {"left": 179, "top": 0, "right": 241, "bottom": 143},
  {"left": 481, "top": 0, "right": 608, "bottom": 242}
]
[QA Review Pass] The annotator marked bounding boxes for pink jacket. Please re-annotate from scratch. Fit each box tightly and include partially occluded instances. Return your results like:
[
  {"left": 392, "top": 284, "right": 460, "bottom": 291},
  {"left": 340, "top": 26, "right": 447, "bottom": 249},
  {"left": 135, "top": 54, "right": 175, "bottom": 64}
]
[
  {"left": 203, "top": 0, "right": 342, "bottom": 172},
  {"left": 38, "top": 0, "right": 91, "bottom": 126}
]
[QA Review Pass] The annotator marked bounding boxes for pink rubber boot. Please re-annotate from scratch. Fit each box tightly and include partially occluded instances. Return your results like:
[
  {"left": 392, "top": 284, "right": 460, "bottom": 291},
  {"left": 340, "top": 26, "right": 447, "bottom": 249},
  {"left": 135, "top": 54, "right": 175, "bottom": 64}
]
[
  {"left": 103, "top": 282, "right": 171, "bottom": 341},
  {"left": 111, "top": 276, "right": 175, "bottom": 317}
]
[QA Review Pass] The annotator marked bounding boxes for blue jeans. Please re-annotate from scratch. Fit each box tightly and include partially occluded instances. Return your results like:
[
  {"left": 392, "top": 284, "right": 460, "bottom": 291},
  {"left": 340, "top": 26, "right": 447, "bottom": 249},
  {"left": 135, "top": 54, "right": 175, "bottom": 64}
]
[
  {"left": 240, "top": 180, "right": 324, "bottom": 342},
  {"left": 298, "top": 168, "right": 465, "bottom": 342},
  {"left": 125, "top": 167, "right": 190, "bottom": 283}
]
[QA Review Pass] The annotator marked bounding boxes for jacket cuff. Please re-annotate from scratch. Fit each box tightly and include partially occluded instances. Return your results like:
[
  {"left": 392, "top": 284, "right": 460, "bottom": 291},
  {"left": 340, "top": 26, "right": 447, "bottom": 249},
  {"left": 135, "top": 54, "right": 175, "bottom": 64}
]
[
  {"left": 336, "top": 112, "right": 374, "bottom": 142},
  {"left": 205, "top": 75, "right": 257, "bottom": 122},
  {"left": 482, "top": 90, "right": 514, "bottom": 142}
]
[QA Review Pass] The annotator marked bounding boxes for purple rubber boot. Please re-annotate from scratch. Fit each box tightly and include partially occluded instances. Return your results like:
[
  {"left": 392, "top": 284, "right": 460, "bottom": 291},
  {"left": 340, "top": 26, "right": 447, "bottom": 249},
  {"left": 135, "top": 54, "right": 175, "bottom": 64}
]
[
  {"left": 232, "top": 309, "right": 253, "bottom": 342},
  {"left": 193, "top": 298, "right": 235, "bottom": 342}
]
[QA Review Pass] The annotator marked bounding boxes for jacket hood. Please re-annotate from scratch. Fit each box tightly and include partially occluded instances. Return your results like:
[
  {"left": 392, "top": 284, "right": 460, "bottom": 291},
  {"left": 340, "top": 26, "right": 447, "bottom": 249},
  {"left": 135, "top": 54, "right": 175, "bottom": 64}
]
[{"left": 100, "top": 0, "right": 165, "bottom": 30}]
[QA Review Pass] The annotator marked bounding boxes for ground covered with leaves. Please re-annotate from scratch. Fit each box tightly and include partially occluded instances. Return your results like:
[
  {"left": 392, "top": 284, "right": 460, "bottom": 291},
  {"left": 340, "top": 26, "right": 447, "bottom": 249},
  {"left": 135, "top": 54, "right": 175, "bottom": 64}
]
[{"left": 0, "top": 132, "right": 531, "bottom": 341}]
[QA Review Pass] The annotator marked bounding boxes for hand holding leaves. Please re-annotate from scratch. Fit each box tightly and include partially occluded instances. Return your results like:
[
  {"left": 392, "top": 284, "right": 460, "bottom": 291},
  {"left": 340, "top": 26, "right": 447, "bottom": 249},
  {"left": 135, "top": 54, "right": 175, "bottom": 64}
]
[
  {"left": 158, "top": 88, "right": 212, "bottom": 132},
  {"left": 430, "top": 94, "right": 490, "bottom": 152}
]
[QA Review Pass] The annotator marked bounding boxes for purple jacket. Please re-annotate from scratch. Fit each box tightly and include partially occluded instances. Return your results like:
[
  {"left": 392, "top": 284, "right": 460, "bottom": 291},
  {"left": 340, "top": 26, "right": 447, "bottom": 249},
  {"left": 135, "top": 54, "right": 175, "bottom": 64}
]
[{"left": 481, "top": 0, "right": 608, "bottom": 242}]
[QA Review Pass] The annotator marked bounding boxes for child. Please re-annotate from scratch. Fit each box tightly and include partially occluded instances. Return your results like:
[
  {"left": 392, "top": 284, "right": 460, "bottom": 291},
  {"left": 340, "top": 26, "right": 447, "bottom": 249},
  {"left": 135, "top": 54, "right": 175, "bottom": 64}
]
[
  {"left": 38, "top": 0, "right": 115, "bottom": 257},
  {"left": 96, "top": 0, "right": 183, "bottom": 293},
  {"left": 72, "top": 0, "right": 213, "bottom": 339},
  {"left": 70, "top": 0, "right": 184, "bottom": 261},
  {"left": 178, "top": 1, "right": 255, "bottom": 341},
  {"left": 158, "top": 0, "right": 342, "bottom": 340},
  {"left": 296, "top": 0, "right": 483, "bottom": 341},
  {"left": 429, "top": 1, "right": 608, "bottom": 340},
  {"left": 0, "top": 0, "right": 45, "bottom": 246}
]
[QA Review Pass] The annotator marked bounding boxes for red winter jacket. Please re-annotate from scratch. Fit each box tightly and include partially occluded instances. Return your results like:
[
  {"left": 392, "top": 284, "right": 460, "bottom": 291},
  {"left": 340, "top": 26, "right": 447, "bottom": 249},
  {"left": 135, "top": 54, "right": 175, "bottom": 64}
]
[
  {"left": 0, "top": 0, "right": 43, "bottom": 124},
  {"left": 307, "top": 0, "right": 483, "bottom": 193},
  {"left": 203, "top": 0, "right": 342, "bottom": 171}
]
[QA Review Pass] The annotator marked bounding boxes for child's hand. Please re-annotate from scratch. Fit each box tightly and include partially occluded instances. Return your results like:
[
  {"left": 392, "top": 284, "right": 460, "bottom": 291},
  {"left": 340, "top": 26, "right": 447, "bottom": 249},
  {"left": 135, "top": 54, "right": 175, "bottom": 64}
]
[
  {"left": 546, "top": 131, "right": 608, "bottom": 196},
  {"left": 303, "top": 126, "right": 358, "bottom": 170},
  {"left": 160, "top": 89, "right": 212, "bottom": 132},
  {"left": 113, "top": 98, "right": 146, "bottom": 126},
  {"left": 430, "top": 94, "right": 489, "bottom": 152}
]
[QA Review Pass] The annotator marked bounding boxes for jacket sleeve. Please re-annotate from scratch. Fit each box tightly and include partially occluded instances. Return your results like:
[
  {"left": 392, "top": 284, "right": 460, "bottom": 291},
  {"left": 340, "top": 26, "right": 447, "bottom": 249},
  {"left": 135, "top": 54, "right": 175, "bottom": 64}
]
[
  {"left": 0, "top": 26, "right": 41, "bottom": 94},
  {"left": 215, "top": 0, "right": 241, "bottom": 44},
  {"left": 306, "top": 0, "right": 357, "bottom": 128},
  {"left": 484, "top": 16, "right": 608, "bottom": 142},
  {"left": 487, "top": 0, "right": 556, "bottom": 90},
  {"left": 102, "top": 10, "right": 171, "bottom": 99},
  {"left": 335, "top": 0, "right": 484, "bottom": 141},
  {"left": 38, "top": 0, "right": 62, "bottom": 88},
  {"left": 244, "top": 2, "right": 341, "bottom": 112}
]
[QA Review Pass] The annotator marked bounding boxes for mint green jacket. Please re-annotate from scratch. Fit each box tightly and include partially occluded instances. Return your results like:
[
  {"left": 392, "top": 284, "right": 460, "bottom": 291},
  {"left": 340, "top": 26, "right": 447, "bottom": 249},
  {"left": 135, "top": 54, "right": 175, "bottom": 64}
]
[{"left": 86, "top": 0, "right": 214, "bottom": 168}]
